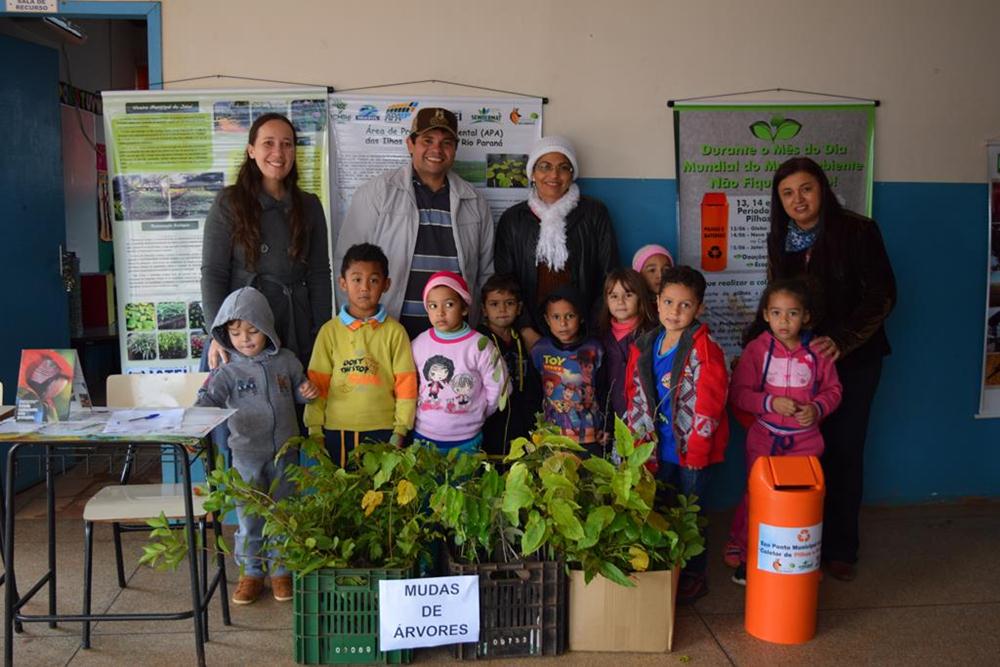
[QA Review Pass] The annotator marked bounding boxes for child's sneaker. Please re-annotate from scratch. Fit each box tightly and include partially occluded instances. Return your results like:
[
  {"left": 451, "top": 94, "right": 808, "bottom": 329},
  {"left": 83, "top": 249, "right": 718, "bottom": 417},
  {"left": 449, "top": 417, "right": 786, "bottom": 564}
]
[
  {"left": 731, "top": 563, "right": 747, "bottom": 586},
  {"left": 232, "top": 575, "right": 264, "bottom": 605},
  {"left": 271, "top": 575, "right": 293, "bottom": 602},
  {"left": 723, "top": 542, "right": 742, "bottom": 568}
]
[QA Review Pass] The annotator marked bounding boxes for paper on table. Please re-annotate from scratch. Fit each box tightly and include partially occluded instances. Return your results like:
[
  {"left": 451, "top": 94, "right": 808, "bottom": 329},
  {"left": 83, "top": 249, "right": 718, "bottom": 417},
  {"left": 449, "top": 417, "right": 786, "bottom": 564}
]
[{"left": 103, "top": 408, "right": 185, "bottom": 435}]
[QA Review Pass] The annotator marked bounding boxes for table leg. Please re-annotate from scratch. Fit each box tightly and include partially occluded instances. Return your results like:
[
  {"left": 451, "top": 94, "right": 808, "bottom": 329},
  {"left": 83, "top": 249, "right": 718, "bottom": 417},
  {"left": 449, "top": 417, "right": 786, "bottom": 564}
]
[
  {"left": 178, "top": 445, "right": 206, "bottom": 667},
  {"left": 4, "top": 445, "right": 18, "bottom": 666},
  {"left": 46, "top": 449, "right": 56, "bottom": 629}
]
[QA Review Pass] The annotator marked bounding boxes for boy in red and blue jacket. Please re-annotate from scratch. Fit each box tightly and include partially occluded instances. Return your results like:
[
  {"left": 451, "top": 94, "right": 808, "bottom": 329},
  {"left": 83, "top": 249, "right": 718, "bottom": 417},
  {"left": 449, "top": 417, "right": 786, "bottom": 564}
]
[{"left": 624, "top": 266, "right": 729, "bottom": 603}]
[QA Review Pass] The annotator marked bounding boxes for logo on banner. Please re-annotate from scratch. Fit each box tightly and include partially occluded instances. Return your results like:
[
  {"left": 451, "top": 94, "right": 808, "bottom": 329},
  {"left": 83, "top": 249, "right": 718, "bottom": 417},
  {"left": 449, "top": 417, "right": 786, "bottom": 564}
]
[
  {"left": 508, "top": 108, "right": 538, "bottom": 125},
  {"left": 330, "top": 99, "right": 350, "bottom": 123},
  {"left": 471, "top": 107, "right": 501, "bottom": 124},
  {"left": 749, "top": 115, "right": 803, "bottom": 143},
  {"left": 385, "top": 102, "right": 418, "bottom": 123},
  {"left": 355, "top": 105, "right": 381, "bottom": 121}
]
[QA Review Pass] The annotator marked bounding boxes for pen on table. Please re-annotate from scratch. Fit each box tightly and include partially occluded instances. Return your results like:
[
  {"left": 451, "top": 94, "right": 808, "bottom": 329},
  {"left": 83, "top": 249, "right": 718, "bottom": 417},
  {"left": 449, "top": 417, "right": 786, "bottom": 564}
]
[{"left": 127, "top": 413, "right": 160, "bottom": 422}]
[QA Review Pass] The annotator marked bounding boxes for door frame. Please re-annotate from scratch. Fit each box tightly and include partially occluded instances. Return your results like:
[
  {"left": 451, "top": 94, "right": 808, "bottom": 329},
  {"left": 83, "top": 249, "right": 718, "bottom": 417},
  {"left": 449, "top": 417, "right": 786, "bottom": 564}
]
[{"left": 0, "top": 1, "right": 162, "bottom": 89}]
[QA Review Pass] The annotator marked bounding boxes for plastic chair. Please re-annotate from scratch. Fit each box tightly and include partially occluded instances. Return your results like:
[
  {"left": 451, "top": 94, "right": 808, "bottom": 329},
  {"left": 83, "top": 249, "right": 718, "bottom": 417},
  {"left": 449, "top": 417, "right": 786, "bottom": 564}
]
[{"left": 81, "top": 372, "right": 229, "bottom": 648}]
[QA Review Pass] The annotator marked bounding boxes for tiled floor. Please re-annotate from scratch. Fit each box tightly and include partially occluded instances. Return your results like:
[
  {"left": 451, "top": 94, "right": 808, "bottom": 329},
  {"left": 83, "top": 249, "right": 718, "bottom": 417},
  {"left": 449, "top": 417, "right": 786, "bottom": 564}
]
[{"left": 4, "top": 469, "right": 999, "bottom": 665}]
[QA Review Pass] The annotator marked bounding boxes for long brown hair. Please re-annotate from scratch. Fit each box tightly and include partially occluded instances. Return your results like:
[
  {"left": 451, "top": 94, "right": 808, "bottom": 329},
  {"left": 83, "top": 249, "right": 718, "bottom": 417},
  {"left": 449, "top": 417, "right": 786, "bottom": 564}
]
[
  {"left": 766, "top": 157, "right": 846, "bottom": 281},
  {"left": 598, "top": 268, "right": 656, "bottom": 335},
  {"left": 228, "top": 112, "right": 308, "bottom": 271}
]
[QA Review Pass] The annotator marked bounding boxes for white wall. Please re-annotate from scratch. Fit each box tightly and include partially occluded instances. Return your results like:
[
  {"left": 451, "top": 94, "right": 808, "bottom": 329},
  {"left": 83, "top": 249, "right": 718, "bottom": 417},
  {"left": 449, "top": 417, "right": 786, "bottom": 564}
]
[{"left": 156, "top": 0, "right": 1000, "bottom": 182}]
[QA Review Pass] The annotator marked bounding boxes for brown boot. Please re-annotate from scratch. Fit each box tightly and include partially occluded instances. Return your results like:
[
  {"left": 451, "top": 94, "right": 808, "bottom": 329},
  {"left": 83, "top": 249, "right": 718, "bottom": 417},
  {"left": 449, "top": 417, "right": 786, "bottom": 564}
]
[
  {"left": 232, "top": 576, "right": 264, "bottom": 605},
  {"left": 271, "top": 575, "right": 293, "bottom": 602}
]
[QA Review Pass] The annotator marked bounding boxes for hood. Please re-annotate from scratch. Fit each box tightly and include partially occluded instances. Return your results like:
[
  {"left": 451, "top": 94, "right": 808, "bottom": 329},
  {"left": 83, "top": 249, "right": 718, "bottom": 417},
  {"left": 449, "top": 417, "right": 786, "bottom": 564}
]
[
  {"left": 538, "top": 284, "right": 590, "bottom": 347},
  {"left": 210, "top": 287, "right": 280, "bottom": 357}
]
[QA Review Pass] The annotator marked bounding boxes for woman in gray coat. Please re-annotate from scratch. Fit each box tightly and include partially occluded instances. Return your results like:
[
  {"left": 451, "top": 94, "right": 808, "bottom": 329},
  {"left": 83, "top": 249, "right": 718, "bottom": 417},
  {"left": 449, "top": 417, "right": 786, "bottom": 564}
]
[{"left": 201, "top": 112, "right": 332, "bottom": 368}]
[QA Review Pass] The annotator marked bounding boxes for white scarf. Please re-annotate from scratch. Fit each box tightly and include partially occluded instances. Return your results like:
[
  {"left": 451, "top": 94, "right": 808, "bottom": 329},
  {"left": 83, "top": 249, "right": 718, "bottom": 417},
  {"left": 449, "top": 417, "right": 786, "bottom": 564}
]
[{"left": 529, "top": 183, "right": 579, "bottom": 271}]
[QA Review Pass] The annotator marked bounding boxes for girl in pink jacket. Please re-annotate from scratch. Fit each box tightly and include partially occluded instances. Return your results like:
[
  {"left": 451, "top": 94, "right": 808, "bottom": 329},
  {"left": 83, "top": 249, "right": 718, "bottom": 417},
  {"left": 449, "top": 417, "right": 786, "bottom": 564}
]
[{"left": 726, "top": 279, "right": 842, "bottom": 584}]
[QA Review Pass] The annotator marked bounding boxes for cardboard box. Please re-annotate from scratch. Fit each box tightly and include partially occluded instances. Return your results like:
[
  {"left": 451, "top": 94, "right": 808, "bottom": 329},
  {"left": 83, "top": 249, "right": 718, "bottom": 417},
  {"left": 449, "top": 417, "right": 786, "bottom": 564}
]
[{"left": 568, "top": 567, "right": 678, "bottom": 652}]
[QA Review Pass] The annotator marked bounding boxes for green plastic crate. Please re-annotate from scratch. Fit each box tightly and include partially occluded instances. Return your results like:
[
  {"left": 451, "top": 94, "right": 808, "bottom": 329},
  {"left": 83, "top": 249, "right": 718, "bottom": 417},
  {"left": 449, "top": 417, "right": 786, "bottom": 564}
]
[{"left": 293, "top": 567, "right": 413, "bottom": 665}]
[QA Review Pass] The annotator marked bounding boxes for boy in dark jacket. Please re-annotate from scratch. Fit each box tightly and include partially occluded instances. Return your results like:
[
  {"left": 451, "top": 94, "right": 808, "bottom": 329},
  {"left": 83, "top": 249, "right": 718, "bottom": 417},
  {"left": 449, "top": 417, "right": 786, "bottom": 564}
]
[
  {"left": 477, "top": 274, "right": 542, "bottom": 457},
  {"left": 196, "top": 287, "right": 318, "bottom": 606}
]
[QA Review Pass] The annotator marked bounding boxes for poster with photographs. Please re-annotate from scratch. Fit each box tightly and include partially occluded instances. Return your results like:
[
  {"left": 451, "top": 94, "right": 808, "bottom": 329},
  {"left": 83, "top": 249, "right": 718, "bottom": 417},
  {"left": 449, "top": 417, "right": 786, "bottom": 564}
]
[
  {"left": 979, "top": 142, "right": 1000, "bottom": 416},
  {"left": 102, "top": 89, "right": 329, "bottom": 374},
  {"left": 327, "top": 94, "right": 543, "bottom": 238}
]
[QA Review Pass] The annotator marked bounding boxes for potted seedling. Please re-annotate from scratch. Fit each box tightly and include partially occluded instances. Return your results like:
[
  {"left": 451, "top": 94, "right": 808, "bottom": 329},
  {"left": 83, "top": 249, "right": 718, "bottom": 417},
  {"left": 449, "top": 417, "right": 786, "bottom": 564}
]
[{"left": 143, "top": 436, "right": 446, "bottom": 665}]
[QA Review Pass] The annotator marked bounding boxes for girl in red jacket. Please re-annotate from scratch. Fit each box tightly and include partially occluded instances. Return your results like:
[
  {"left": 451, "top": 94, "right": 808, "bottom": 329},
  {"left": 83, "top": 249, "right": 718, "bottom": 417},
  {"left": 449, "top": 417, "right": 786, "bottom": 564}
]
[{"left": 726, "top": 279, "right": 842, "bottom": 585}]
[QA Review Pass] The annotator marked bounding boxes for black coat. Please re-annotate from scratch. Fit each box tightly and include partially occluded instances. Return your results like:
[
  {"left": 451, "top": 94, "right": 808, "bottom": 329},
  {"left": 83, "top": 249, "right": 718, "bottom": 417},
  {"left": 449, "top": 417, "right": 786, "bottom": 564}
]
[
  {"left": 494, "top": 195, "right": 620, "bottom": 332},
  {"left": 768, "top": 210, "right": 896, "bottom": 369}
]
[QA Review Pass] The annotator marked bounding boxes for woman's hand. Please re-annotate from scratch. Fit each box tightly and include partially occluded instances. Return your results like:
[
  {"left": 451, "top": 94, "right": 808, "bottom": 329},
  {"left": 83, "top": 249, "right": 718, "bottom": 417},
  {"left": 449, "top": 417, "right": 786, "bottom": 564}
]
[
  {"left": 299, "top": 380, "right": 320, "bottom": 400},
  {"left": 771, "top": 397, "right": 799, "bottom": 416},
  {"left": 811, "top": 336, "right": 840, "bottom": 361},
  {"left": 207, "top": 338, "right": 230, "bottom": 369},
  {"left": 794, "top": 403, "right": 819, "bottom": 427}
]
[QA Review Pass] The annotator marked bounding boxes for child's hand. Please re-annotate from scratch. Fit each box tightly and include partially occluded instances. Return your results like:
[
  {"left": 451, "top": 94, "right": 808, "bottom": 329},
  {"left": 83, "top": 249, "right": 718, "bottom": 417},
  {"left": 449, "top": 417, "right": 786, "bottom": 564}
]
[
  {"left": 389, "top": 432, "right": 404, "bottom": 448},
  {"left": 794, "top": 403, "right": 818, "bottom": 426},
  {"left": 771, "top": 397, "right": 798, "bottom": 416},
  {"left": 299, "top": 380, "right": 320, "bottom": 400}
]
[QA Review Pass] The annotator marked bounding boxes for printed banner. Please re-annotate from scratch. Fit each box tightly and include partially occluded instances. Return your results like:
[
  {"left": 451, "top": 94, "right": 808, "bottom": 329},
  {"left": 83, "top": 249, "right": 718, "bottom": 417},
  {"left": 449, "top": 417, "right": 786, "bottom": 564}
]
[
  {"left": 102, "top": 88, "right": 330, "bottom": 374},
  {"left": 327, "top": 94, "right": 543, "bottom": 238},
  {"left": 379, "top": 575, "right": 479, "bottom": 650},
  {"left": 674, "top": 104, "right": 875, "bottom": 357},
  {"left": 980, "top": 142, "right": 1000, "bottom": 417}
]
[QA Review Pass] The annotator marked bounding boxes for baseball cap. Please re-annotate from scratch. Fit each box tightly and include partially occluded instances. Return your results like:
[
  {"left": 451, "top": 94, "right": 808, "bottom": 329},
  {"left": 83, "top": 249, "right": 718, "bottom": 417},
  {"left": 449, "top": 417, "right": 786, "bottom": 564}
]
[{"left": 410, "top": 107, "right": 458, "bottom": 140}]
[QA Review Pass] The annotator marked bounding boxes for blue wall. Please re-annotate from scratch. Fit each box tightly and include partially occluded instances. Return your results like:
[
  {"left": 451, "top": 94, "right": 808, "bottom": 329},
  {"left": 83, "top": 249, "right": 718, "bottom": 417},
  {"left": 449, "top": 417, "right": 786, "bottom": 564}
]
[{"left": 579, "top": 177, "right": 999, "bottom": 507}]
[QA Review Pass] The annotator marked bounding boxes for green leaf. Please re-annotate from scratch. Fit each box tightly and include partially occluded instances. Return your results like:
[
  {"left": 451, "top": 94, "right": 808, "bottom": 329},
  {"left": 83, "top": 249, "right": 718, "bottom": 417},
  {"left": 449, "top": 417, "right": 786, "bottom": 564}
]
[
  {"left": 749, "top": 121, "right": 774, "bottom": 141},
  {"left": 549, "top": 498, "right": 585, "bottom": 541},
  {"left": 627, "top": 441, "right": 655, "bottom": 468},
  {"left": 582, "top": 456, "right": 616, "bottom": 479},
  {"left": 522, "top": 511, "right": 546, "bottom": 555},
  {"left": 539, "top": 469, "right": 575, "bottom": 495},
  {"left": 611, "top": 468, "right": 634, "bottom": 505},
  {"left": 613, "top": 416, "right": 634, "bottom": 456},
  {"left": 506, "top": 437, "right": 529, "bottom": 461},
  {"left": 501, "top": 463, "right": 535, "bottom": 518},
  {"left": 774, "top": 118, "right": 802, "bottom": 140},
  {"left": 599, "top": 560, "right": 635, "bottom": 587}
]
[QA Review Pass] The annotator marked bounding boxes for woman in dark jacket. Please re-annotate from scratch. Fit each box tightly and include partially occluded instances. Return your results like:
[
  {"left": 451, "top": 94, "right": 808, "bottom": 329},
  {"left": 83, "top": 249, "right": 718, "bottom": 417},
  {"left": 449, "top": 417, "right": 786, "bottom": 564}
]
[
  {"left": 494, "top": 136, "right": 620, "bottom": 347},
  {"left": 201, "top": 112, "right": 332, "bottom": 369},
  {"left": 766, "top": 157, "right": 896, "bottom": 581}
]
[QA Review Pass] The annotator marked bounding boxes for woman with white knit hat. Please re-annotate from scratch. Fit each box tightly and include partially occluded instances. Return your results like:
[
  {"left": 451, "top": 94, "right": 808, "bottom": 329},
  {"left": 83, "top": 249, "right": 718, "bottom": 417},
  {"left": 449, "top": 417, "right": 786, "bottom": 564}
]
[{"left": 494, "top": 136, "right": 621, "bottom": 346}]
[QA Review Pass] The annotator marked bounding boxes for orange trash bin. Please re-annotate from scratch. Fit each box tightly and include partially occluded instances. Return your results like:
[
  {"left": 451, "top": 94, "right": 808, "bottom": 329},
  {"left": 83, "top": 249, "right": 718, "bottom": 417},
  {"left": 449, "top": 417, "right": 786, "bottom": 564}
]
[{"left": 745, "top": 455, "right": 824, "bottom": 644}]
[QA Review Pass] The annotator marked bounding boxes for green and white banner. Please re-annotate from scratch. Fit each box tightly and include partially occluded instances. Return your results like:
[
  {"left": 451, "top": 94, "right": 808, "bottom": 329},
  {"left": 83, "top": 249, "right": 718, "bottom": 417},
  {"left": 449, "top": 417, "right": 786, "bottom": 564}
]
[
  {"left": 673, "top": 103, "right": 875, "bottom": 357},
  {"left": 979, "top": 142, "right": 1000, "bottom": 417},
  {"left": 327, "top": 94, "right": 543, "bottom": 238},
  {"left": 102, "top": 88, "right": 330, "bottom": 374}
]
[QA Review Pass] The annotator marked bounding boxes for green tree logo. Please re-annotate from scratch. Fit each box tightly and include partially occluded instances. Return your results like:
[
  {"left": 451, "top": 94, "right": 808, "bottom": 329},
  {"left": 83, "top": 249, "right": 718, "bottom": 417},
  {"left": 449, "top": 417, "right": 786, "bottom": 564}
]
[{"left": 750, "top": 115, "right": 802, "bottom": 142}]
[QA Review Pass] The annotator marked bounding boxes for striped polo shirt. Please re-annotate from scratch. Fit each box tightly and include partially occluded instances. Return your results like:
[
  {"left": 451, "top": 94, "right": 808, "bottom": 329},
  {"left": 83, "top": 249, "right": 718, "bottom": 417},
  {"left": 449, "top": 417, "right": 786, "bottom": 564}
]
[{"left": 399, "top": 175, "right": 461, "bottom": 338}]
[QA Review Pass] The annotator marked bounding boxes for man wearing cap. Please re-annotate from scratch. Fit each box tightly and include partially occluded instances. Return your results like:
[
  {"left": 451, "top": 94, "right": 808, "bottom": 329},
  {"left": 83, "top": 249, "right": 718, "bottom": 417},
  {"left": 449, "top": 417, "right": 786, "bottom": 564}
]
[{"left": 334, "top": 107, "right": 494, "bottom": 338}]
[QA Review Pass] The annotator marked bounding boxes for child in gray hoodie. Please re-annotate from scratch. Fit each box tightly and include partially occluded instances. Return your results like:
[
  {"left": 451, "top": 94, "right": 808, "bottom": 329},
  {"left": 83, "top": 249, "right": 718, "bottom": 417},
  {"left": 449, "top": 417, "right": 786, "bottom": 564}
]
[{"left": 196, "top": 286, "right": 318, "bottom": 605}]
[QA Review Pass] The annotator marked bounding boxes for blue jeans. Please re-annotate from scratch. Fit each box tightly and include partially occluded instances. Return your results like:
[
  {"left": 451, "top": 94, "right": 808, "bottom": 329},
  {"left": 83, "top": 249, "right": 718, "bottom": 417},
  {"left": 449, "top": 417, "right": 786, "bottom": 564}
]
[
  {"left": 411, "top": 431, "right": 483, "bottom": 455},
  {"left": 231, "top": 448, "right": 298, "bottom": 577},
  {"left": 655, "top": 462, "right": 710, "bottom": 577}
]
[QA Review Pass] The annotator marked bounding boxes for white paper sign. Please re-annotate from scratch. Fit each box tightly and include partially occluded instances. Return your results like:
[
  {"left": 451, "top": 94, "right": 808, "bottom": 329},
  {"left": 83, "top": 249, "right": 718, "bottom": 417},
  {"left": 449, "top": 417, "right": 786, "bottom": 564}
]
[
  {"left": 378, "top": 575, "right": 479, "bottom": 650},
  {"left": 757, "top": 521, "right": 822, "bottom": 574}
]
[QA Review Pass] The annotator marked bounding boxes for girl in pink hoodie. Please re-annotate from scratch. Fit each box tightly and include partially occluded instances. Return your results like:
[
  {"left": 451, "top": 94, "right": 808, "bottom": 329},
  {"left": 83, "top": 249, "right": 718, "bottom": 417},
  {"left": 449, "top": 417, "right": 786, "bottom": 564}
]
[{"left": 726, "top": 279, "right": 842, "bottom": 584}]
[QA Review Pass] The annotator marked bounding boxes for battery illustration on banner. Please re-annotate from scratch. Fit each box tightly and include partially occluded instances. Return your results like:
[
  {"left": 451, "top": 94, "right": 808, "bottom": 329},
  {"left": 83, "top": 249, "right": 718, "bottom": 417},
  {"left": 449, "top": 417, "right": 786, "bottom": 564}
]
[{"left": 700, "top": 192, "right": 729, "bottom": 272}]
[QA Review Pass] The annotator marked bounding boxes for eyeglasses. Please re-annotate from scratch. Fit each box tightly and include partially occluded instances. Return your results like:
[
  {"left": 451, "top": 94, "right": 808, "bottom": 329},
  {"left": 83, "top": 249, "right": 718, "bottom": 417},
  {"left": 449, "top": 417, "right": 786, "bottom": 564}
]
[{"left": 534, "top": 162, "right": 574, "bottom": 175}]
